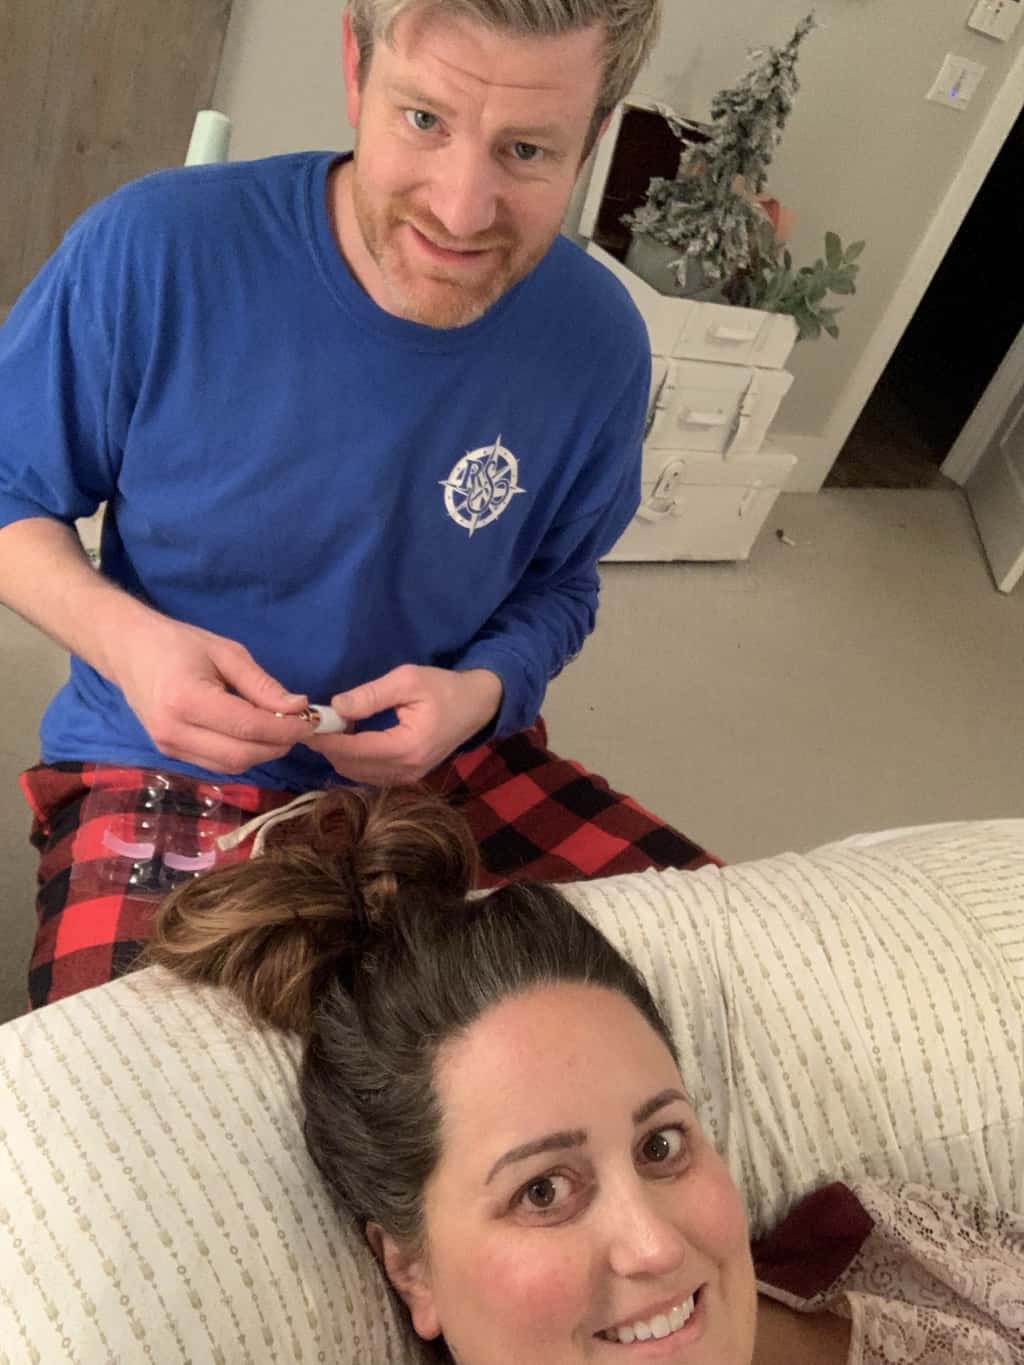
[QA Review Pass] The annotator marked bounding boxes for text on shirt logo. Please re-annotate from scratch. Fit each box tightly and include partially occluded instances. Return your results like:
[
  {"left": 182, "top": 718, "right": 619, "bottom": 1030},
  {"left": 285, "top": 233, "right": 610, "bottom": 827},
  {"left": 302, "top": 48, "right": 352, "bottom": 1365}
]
[{"left": 441, "top": 436, "right": 526, "bottom": 537}]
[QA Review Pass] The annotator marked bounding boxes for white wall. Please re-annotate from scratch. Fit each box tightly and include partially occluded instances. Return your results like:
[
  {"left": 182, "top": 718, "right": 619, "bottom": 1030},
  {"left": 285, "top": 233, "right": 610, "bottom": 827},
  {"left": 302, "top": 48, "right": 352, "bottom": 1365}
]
[
  {"left": 213, "top": 0, "right": 353, "bottom": 158},
  {"left": 213, "top": 0, "right": 1024, "bottom": 487}
]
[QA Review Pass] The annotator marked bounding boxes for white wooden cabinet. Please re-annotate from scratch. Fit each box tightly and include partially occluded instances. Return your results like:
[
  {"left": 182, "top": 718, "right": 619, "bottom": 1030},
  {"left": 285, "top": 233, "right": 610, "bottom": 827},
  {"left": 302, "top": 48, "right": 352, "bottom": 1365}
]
[
  {"left": 587, "top": 242, "right": 798, "bottom": 563},
  {"left": 578, "top": 98, "right": 799, "bottom": 563}
]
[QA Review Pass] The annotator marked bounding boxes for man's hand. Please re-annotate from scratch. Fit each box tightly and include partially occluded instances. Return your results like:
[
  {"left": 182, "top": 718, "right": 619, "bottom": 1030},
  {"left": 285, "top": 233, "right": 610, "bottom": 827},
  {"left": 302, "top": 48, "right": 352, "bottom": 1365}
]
[
  {"left": 307, "top": 665, "right": 503, "bottom": 786},
  {"left": 0, "top": 518, "right": 311, "bottom": 774},
  {"left": 110, "top": 615, "right": 313, "bottom": 773}
]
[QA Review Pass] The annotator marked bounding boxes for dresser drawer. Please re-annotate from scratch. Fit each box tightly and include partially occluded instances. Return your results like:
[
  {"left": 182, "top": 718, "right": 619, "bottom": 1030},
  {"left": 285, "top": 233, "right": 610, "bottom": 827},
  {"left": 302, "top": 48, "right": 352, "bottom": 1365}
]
[
  {"left": 668, "top": 301, "right": 797, "bottom": 370},
  {"left": 606, "top": 448, "right": 796, "bottom": 562},
  {"left": 645, "top": 361, "right": 793, "bottom": 457},
  {"left": 588, "top": 242, "right": 798, "bottom": 370}
]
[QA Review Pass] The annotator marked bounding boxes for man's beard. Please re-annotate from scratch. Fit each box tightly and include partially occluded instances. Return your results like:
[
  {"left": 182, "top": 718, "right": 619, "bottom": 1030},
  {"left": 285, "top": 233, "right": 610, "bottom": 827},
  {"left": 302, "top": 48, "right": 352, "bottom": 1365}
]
[{"left": 350, "top": 175, "right": 552, "bottom": 329}]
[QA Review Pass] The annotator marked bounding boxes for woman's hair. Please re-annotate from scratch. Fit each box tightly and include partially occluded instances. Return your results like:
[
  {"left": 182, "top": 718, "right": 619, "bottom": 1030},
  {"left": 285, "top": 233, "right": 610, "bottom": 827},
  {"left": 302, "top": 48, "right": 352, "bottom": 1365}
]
[
  {"left": 347, "top": 0, "right": 663, "bottom": 142},
  {"left": 147, "top": 786, "right": 677, "bottom": 1252}
]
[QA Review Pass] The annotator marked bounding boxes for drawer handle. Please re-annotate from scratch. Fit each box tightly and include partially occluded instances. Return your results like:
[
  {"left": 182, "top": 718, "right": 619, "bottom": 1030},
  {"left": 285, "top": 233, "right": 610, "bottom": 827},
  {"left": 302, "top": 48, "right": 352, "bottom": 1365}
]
[
  {"left": 709, "top": 325, "right": 758, "bottom": 343},
  {"left": 636, "top": 499, "right": 677, "bottom": 523},
  {"left": 680, "top": 409, "right": 729, "bottom": 428},
  {"left": 636, "top": 460, "right": 686, "bottom": 521}
]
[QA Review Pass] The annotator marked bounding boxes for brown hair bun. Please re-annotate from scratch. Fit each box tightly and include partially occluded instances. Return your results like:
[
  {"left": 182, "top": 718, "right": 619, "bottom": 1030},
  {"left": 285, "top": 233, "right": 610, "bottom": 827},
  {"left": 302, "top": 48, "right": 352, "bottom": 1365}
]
[{"left": 146, "top": 786, "right": 478, "bottom": 1035}]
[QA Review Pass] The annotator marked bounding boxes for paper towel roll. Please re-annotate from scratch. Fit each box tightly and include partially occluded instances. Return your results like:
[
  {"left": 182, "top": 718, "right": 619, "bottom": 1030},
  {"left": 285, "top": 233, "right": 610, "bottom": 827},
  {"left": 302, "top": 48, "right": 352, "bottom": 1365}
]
[{"left": 184, "top": 110, "right": 232, "bottom": 167}]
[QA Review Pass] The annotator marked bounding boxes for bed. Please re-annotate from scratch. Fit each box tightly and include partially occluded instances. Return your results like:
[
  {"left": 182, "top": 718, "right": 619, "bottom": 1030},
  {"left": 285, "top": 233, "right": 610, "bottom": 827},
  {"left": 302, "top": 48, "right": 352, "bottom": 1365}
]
[{"left": 1, "top": 818, "right": 1022, "bottom": 1361}]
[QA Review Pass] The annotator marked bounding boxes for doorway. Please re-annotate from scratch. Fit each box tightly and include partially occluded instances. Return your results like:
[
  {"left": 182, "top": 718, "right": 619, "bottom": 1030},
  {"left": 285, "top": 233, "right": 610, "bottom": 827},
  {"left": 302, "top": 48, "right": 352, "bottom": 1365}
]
[{"left": 827, "top": 100, "right": 1024, "bottom": 490}]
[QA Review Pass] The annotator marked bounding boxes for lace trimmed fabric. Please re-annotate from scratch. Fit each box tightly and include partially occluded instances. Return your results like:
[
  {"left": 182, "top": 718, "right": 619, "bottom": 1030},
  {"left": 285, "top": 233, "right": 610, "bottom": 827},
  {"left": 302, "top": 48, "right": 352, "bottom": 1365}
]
[{"left": 757, "top": 1180, "right": 1024, "bottom": 1364}]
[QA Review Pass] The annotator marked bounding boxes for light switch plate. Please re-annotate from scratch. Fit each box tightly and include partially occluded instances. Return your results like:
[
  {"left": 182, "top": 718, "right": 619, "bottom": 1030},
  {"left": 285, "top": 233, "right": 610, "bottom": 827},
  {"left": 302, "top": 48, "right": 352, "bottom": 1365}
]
[
  {"left": 926, "top": 54, "right": 987, "bottom": 109},
  {"left": 967, "top": 0, "right": 1022, "bottom": 41}
]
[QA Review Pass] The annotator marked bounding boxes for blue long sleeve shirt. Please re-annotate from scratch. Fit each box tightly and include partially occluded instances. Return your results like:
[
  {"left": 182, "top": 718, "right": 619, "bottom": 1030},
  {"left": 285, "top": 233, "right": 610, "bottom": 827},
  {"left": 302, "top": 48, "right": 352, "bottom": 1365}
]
[{"left": 0, "top": 152, "right": 649, "bottom": 790}]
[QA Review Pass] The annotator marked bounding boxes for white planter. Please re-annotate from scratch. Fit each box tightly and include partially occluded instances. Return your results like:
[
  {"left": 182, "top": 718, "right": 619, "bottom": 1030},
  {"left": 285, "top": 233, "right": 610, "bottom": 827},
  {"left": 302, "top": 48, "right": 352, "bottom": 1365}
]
[
  {"left": 625, "top": 234, "right": 720, "bottom": 301},
  {"left": 625, "top": 234, "right": 681, "bottom": 294}
]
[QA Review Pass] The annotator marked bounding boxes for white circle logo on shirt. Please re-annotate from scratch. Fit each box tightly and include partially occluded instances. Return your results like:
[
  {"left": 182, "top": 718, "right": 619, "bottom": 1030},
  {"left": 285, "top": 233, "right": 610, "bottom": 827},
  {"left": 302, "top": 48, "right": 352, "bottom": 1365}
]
[{"left": 440, "top": 436, "right": 527, "bottom": 537}]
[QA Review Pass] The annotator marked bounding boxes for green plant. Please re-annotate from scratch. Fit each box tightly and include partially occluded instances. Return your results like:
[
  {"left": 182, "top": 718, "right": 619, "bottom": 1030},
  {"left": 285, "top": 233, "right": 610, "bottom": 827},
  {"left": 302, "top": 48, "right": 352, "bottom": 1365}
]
[
  {"left": 622, "top": 13, "right": 866, "bottom": 341},
  {"left": 734, "top": 228, "right": 866, "bottom": 341}
]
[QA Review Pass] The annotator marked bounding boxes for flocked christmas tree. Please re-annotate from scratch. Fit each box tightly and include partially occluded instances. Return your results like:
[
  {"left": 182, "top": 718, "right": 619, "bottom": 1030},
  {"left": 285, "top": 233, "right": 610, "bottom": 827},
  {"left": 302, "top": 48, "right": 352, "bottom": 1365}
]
[{"left": 623, "top": 13, "right": 865, "bottom": 340}]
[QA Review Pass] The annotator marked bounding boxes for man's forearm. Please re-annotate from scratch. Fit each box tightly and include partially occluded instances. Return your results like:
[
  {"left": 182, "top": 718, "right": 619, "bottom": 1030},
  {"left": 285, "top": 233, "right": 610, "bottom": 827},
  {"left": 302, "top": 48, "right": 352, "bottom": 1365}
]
[
  {"left": 0, "top": 517, "right": 160, "bottom": 682},
  {"left": 452, "top": 667, "right": 504, "bottom": 733},
  {"left": 456, "top": 572, "right": 597, "bottom": 736}
]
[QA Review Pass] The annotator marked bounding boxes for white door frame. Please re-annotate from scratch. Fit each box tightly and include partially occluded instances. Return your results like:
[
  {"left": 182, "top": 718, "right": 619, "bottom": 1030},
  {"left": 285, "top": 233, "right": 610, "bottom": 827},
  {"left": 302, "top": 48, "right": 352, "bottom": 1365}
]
[
  {"left": 943, "top": 322, "right": 1024, "bottom": 484},
  {"left": 790, "top": 41, "right": 1024, "bottom": 492}
]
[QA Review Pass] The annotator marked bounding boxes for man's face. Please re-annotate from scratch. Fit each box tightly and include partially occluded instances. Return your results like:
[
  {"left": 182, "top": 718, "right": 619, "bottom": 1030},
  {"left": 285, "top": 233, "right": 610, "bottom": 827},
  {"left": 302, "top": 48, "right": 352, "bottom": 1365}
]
[{"left": 336, "top": 4, "right": 606, "bottom": 328}]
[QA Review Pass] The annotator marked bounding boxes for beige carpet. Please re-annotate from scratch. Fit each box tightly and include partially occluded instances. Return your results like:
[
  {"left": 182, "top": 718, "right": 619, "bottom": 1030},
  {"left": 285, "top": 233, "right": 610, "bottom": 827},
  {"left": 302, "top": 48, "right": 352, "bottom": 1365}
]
[{"left": 545, "top": 489, "right": 1024, "bottom": 862}]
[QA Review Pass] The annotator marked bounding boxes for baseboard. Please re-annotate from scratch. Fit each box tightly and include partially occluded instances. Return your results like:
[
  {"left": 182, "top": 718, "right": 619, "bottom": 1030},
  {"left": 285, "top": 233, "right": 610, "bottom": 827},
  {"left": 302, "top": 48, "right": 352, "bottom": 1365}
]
[{"left": 770, "top": 433, "right": 837, "bottom": 491}]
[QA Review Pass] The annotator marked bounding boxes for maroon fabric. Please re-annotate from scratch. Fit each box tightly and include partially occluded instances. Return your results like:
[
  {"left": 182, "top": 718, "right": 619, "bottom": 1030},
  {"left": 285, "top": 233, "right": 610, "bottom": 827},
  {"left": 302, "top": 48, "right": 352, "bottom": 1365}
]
[
  {"left": 752, "top": 1183, "right": 876, "bottom": 1299},
  {"left": 20, "top": 719, "right": 718, "bottom": 1011}
]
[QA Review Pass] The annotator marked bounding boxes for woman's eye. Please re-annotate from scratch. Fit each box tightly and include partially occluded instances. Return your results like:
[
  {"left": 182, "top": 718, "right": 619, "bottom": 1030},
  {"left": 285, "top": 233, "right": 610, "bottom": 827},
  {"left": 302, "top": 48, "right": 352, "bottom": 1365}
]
[
  {"left": 639, "top": 1126, "right": 688, "bottom": 1166},
  {"left": 406, "top": 109, "right": 439, "bottom": 133},
  {"left": 517, "top": 1173, "right": 573, "bottom": 1213},
  {"left": 511, "top": 141, "right": 543, "bottom": 163}
]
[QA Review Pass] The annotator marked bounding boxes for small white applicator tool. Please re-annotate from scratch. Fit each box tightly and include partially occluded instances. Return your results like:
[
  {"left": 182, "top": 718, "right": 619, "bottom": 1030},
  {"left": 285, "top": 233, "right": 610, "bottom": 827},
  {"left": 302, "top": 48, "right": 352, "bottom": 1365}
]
[{"left": 275, "top": 704, "right": 349, "bottom": 734}]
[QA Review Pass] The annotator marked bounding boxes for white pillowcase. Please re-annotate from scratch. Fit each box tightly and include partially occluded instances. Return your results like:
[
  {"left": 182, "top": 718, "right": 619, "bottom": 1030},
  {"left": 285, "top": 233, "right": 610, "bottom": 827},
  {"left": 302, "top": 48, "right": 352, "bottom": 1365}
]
[
  {"left": 568, "top": 818, "right": 1024, "bottom": 1235},
  {"left": 1, "top": 820, "right": 1021, "bottom": 1362}
]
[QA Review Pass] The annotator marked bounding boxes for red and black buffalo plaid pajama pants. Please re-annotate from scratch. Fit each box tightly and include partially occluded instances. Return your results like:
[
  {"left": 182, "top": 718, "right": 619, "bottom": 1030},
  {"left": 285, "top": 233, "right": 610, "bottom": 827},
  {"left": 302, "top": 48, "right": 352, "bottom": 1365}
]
[{"left": 20, "top": 719, "right": 718, "bottom": 1010}]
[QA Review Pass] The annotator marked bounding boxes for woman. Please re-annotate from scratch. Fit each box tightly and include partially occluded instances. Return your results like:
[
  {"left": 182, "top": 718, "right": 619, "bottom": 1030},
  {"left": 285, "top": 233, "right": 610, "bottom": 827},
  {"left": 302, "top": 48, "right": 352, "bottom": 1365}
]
[{"left": 147, "top": 787, "right": 1020, "bottom": 1364}]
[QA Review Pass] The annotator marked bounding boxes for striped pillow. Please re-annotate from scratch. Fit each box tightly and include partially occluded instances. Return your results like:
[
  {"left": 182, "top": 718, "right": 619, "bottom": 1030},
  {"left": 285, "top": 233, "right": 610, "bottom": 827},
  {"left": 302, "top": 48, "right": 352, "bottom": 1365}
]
[{"left": 568, "top": 819, "right": 1024, "bottom": 1236}]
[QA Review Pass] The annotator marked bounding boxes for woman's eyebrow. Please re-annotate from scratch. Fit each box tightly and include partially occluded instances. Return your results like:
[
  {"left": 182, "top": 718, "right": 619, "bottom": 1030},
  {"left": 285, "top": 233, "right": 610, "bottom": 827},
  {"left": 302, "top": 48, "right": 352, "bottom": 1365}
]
[
  {"left": 484, "top": 1091, "right": 688, "bottom": 1184},
  {"left": 485, "top": 1129, "right": 586, "bottom": 1184},
  {"left": 633, "top": 1088, "right": 688, "bottom": 1126}
]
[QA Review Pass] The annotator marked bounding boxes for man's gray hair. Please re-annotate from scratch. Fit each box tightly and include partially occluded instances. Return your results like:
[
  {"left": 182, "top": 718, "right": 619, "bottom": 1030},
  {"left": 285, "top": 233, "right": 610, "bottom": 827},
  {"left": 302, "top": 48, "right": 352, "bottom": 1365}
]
[{"left": 347, "top": 0, "right": 662, "bottom": 122}]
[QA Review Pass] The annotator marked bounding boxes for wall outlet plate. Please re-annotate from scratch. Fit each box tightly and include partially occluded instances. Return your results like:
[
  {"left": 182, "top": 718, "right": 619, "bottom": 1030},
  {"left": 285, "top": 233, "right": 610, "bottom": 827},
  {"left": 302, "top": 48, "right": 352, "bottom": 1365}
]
[
  {"left": 926, "top": 54, "right": 987, "bottom": 109},
  {"left": 967, "top": 0, "right": 1022, "bottom": 41}
]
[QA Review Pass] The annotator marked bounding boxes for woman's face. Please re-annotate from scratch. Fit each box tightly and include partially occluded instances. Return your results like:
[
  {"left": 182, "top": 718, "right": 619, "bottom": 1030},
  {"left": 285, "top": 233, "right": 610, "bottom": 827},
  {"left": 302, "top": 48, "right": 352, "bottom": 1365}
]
[{"left": 379, "top": 983, "right": 757, "bottom": 1364}]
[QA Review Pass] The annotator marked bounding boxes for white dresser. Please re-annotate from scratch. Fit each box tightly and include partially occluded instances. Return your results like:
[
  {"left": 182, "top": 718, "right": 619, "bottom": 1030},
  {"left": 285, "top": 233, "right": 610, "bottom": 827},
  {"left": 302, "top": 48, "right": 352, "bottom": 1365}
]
[
  {"left": 589, "top": 241, "right": 798, "bottom": 562},
  {"left": 577, "top": 97, "right": 799, "bottom": 562}
]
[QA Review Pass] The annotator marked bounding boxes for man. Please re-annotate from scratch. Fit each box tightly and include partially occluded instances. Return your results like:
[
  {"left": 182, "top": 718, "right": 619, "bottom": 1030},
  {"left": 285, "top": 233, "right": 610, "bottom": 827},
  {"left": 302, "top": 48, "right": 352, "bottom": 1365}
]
[{"left": 1, "top": 1, "right": 709, "bottom": 1009}]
